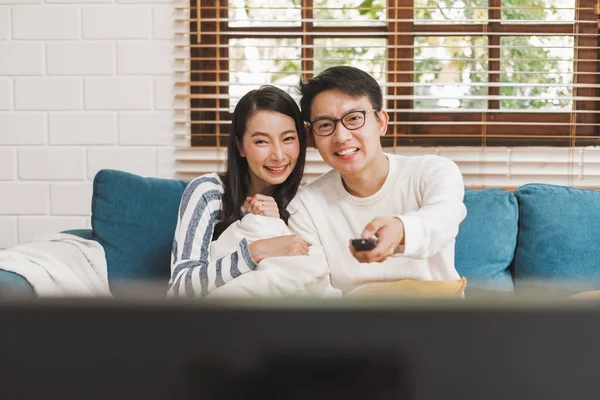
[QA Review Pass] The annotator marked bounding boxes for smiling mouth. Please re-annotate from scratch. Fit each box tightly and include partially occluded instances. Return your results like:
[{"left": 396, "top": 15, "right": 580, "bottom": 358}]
[
  {"left": 264, "top": 165, "right": 288, "bottom": 171},
  {"left": 334, "top": 148, "right": 359, "bottom": 156}
]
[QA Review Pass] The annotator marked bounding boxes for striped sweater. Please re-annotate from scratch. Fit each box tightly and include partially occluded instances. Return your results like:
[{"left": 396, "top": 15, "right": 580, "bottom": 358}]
[{"left": 167, "top": 173, "right": 258, "bottom": 297}]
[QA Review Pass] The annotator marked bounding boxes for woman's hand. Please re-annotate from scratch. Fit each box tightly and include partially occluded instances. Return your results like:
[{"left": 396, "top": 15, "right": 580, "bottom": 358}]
[
  {"left": 244, "top": 194, "right": 280, "bottom": 218},
  {"left": 249, "top": 235, "right": 311, "bottom": 263}
]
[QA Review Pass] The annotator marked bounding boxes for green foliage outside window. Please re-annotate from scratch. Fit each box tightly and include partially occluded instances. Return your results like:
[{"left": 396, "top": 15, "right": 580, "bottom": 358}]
[{"left": 235, "top": 0, "right": 576, "bottom": 111}]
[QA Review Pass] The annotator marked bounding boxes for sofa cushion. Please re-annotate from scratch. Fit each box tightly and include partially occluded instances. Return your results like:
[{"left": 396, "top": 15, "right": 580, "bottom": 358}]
[
  {"left": 455, "top": 188, "right": 518, "bottom": 292},
  {"left": 514, "top": 184, "right": 600, "bottom": 290},
  {"left": 92, "top": 169, "right": 187, "bottom": 291}
]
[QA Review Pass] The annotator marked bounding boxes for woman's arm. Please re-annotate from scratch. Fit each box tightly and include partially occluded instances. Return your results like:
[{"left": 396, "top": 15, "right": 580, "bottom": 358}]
[{"left": 168, "top": 176, "right": 257, "bottom": 297}]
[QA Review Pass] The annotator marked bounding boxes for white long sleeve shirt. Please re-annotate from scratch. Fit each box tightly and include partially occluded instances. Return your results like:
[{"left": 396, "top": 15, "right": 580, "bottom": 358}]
[{"left": 288, "top": 154, "right": 467, "bottom": 294}]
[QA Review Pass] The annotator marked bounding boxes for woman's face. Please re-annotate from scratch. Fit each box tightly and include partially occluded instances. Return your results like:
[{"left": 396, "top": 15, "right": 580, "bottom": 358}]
[{"left": 237, "top": 110, "right": 301, "bottom": 194}]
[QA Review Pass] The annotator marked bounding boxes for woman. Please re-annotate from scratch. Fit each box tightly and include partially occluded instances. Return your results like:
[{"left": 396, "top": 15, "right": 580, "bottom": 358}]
[{"left": 168, "top": 85, "right": 309, "bottom": 297}]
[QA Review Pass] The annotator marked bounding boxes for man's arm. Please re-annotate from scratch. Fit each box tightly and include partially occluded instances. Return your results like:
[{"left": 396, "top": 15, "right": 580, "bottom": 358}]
[{"left": 352, "top": 156, "right": 466, "bottom": 263}]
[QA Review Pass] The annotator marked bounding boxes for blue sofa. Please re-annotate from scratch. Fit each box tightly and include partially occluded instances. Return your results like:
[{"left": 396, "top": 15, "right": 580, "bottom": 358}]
[{"left": 3, "top": 169, "right": 600, "bottom": 296}]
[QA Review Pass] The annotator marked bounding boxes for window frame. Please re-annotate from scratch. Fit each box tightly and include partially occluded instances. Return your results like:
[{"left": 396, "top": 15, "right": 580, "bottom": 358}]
[{"left": 189, "top": 0, "right": 600, "bottom": 147}]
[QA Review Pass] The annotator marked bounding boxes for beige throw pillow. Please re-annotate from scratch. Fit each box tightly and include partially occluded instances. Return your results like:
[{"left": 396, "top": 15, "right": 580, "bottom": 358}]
[
  {"left": 568, "top": 290, "right": 600, "bottom": 300},
  {"left": 347, "top": 277, "right": 467, "bottom": 298}
]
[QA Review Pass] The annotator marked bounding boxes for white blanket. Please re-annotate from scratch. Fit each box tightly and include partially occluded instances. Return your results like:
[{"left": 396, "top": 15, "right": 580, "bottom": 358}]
[
  {"left": 0, "top": 233, "right": 111, "bottom": 297},
  {"left": 207, "top": 214, "right": 341, "bottom": 299}
]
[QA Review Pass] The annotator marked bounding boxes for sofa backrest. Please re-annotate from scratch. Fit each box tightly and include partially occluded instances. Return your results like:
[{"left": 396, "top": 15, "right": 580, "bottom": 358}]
[
  {"left": 513, "top": 184, "right": 600, "bottom": 291},
  {"left": 91, "top": 169, "right": 187, "bottom": 293},
  {"left": 455, "top": 189, "right": 518, "bottom": 292},
  {"left": 91, "top": 169, "right": 522, "bottom": 294}
]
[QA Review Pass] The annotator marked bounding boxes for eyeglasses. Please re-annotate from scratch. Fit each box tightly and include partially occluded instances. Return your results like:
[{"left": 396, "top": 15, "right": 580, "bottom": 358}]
[{"left": 307, "top": 109, "right": 379, "bottom": 137}]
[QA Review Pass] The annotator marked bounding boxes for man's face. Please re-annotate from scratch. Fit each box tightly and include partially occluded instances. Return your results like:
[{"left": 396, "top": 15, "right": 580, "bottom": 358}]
[{"left": 309, "top": 90, "right": 388, "bottom": 177}]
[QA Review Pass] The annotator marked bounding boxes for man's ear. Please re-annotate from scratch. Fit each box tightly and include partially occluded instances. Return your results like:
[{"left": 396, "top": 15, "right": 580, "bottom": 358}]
[
  {"left": 377, "top": 109, "right": 390, "bottom": 137},
  {"left": 305, "top": 126, "right": 316, "bottom": 148},
  {"left": 236, "top": 139, "right": 246, "bottom": 157}
]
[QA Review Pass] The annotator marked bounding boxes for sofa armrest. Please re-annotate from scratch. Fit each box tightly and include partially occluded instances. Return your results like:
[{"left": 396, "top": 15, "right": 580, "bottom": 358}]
[
  {"left": 62, "top": 229, "right": 94, "bottom": 241},
  {"left": 0, "top": 229, "right": 96, "bottom": 297},
  {"left": 0, "top": 271, "right": 35, "bottom": 296}
]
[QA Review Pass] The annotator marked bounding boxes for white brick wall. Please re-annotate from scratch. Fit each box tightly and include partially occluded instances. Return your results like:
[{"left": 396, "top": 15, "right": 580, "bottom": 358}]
[
  {"left": 0, "top": 113, "right": 46, "bottom": 144},
  {"left": 0, "top": 217, "right": 17, "bottom": 249},
  {"left": 117, "top": 41, "right": 172, "bottom": 74},
  {"left": 152, "top": 5, "right": 173, "bottom": 40},
  {"left": 87, "top": 147, "right": 156, "bottom": 179},
  {"left": 0, "top": 147, "right": 16, "bottom": 180},
  {"left": 50, "top": 183, "right": 92, "bottom": 215},
  {"left": 0, "top": 77, "right": 10, "bottom": 109},
  {"left": 154, "top": 76, "right": 177, "bottom": 110},
  {"left": 0, "top": 1, "right": 176, "bottom": 248},
  {"left": 0, "top": 8, "right": 9, "bottom": 41},
  {"left": 15, "top": 78, "right": 81, "bottom": 110},
  {"left": 118, "top": 111, "right": 173, "bottom": 145},
  {"left": 49, "top": 112, "right": 117, "bottom": 145},
  {"left": 0, "top": 0, "right": 42, "bottom": 4},
  {"left": 12, "top": 7, "right": 79, "bottom": 40},
  {"left": 18, "top": 147, "right": 86, "bottom": 180},
  {"left": 82, "top": 6, "right": 150, "bottom": 39},
  {"left": 0, "top": 183, "right": 49, "bottom": 215},
  {"left": 47, "top": 42, "right": 114, "bottom": 75},
  {"left": 0, "top": 42, "right": 44, "bottom": 75},
  {"left": 84, "top": 77, "right": 153, "bottom": 110}
]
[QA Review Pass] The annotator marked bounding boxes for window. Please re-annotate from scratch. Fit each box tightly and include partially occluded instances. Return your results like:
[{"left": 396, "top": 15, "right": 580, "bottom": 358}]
[{"left": 178, "top": 0, "right": 600, "bottom": 147}]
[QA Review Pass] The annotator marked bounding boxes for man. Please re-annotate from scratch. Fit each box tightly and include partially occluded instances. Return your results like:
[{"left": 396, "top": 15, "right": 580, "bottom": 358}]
[{"left": 287, "top": 66, "right": 467, "bottom": 295}]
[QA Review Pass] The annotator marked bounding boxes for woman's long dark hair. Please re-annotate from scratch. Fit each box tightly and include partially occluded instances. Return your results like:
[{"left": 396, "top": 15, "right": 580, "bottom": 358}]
[{"left": 213, "top": 85, "right": 307, "bottom": 240}]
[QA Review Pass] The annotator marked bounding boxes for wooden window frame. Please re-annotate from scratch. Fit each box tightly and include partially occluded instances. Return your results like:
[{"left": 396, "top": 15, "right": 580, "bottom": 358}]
[{"left": 188, "top": 0, "right": 600, "bottom": 147}]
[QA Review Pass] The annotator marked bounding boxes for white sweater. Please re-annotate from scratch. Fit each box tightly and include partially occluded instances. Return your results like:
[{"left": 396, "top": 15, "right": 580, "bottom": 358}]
[{"left": 287, "top": 154, "right": 467, "bottom": 294}]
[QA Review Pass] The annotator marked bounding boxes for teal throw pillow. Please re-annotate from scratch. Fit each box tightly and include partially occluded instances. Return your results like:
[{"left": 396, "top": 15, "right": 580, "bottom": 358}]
[
  {"left": 514, "top": 184, "right": 600, "bottom": 289},
  {"left": 91, "top": 169, "right": 188, "bottom": 291},
  {"left": 455, "top": 188, "right": 518, "bottom": 292}
]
